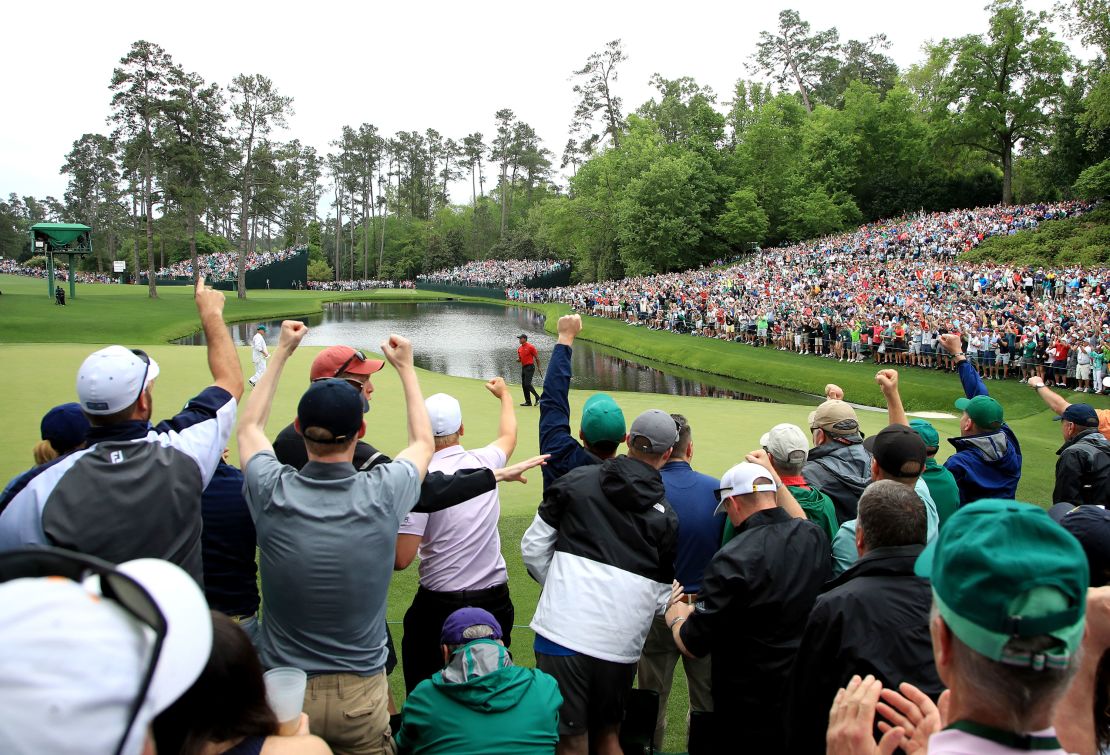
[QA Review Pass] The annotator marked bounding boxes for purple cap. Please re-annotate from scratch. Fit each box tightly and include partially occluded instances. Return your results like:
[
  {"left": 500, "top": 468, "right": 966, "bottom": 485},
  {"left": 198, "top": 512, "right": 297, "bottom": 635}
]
[
  {"left": 40, "top": 403, "right": 90, "bottom": 453},
  {"left": 440, "top": 607, "right": 503, "bottom": 645}
]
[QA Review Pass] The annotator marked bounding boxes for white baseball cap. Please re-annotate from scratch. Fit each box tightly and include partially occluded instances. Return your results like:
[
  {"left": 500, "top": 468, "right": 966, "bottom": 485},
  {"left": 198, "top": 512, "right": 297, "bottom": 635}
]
[
  {"left": 425, "top": 393, "right": 463, "bottom": 437},
  {"left": 0, "top": 555, "right": 212, "bottom": 755},
  {"left": 76, "top": 346, "right": 161, "bottom": 415},
  {"left": 714, "top": 462, "right": 778, "bottom": 514}
]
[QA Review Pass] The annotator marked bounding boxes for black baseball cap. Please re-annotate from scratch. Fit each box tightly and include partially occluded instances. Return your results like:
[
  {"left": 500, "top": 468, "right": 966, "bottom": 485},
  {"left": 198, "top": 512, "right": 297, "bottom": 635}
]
[
  {"left": 863, "top": 424, "right": 926, "bottom": 478},
  {"left": 296, "top": 379, "right": 363, "bottom": 443},
  {"left": 1054, "top": 403, "right": 1099, "bottom": 428},
  {"left": 1049, "top": 503, "right": 1110, "bottom": 586}
]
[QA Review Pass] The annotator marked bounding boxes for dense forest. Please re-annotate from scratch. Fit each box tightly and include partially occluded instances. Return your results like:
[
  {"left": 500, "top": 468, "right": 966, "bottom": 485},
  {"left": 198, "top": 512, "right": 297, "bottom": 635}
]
[{"left": 2, "top": 0, "right": 1109, "bottom": 296}]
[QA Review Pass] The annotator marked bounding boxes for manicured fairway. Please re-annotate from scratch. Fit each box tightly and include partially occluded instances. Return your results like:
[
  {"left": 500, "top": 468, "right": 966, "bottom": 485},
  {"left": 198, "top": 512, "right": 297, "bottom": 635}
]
[{"left": 0, "top": 274, "right": 1087, "bottom": 753}]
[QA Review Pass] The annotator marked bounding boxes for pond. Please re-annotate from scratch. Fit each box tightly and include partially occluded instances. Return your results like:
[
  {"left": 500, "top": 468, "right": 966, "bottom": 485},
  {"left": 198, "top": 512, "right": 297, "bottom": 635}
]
[{"left": 175, "top": 300, "right": 820, "bottom": 404}]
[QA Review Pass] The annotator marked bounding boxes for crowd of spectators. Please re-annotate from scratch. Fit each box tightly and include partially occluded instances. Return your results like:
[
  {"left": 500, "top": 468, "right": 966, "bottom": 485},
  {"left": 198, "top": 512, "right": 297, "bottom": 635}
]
[
  {"left": 0, "top": 257, "right": 119, "bottom": 284},
  {"left": 308, "top": 279, "right": 415, "bottom": 291},
  {"left": 419, "top": 258, "right": 568, "bottom": 288},
  {"left": 521, "top": 201, "right": 1105, "bottom": 390},
  {"left": 154, "top": 248, "right": 302, "bottom": 280}
]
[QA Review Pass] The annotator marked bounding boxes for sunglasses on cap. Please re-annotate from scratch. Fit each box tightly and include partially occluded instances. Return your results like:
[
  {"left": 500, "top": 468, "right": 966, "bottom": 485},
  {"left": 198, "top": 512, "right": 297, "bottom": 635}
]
[
  {"left": 131, "top": 349, "right": 152, "bottom": 404},
  {"left": 333, "top": 349, "right": 366, "bottom": 378},
  {"left": 0, "top": 547, "right": 167, "bottom": 755}
]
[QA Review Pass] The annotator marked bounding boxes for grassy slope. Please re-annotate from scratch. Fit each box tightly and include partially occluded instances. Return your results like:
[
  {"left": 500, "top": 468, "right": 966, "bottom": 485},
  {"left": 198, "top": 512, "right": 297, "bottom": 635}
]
[
  {"left": 962, "top": 204, "right": 1110, "bottom": 266},
  {"left": 0, "top": 273, "right": 1085, "bottom": 753}
]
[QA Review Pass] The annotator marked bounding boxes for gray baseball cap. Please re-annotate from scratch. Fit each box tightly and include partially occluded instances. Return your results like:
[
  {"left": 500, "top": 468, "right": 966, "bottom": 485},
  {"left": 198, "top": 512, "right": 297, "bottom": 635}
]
[{"left": 627, "top": 409, "right": 679, "bottom": 454}]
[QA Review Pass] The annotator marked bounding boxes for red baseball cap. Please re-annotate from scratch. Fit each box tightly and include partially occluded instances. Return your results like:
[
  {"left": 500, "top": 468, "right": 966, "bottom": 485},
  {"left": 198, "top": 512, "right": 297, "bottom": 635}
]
[{"left": 310, "top": 346, "right": 385, "bottom": 381}]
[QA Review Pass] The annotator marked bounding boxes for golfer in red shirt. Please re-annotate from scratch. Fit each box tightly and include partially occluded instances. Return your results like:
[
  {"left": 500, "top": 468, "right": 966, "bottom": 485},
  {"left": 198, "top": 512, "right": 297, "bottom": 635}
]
[{"left": 517, "top": 334, "right": 541, "bottom": 406}]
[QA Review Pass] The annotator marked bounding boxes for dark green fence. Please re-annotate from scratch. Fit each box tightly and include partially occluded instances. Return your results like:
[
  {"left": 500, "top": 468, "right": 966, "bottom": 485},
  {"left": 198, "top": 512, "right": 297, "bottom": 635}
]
[{"left": 142, "top": 249, "right": 308, "bottom": 290}]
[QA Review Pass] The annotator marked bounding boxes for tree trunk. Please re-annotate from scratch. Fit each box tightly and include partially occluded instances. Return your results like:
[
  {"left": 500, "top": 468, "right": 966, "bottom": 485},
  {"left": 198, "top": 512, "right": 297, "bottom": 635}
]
[
  {"left": 1001, "top": 136, "right": 1014, "bottom": 206},
  {"left": 189, "top": 212, "right": 199, "bottom": 285},
  {"left": 788, "top": 57, "right": 812, "bottom": 113},
  {"left": 334, "top": 197, "right": 342, "bottom": 282},
  {"left": 144, "top": 151, "right": 158, "bottom": 299},
  {"left": 498, "top": 164, "right": 509, "bottom": 237},
  {"left": 237, "top": 125, "right": 255, "bottom": 300},
  {"left": 132, "top": 191, "right": 141, "bottom": 283},
  {"left": 363, "top": 173, "right": 371, "bottom": 279}
]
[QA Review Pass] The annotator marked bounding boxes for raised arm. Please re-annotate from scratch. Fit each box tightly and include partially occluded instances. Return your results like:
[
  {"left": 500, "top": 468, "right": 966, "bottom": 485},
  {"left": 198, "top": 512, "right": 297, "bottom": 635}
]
[
  {"left": 196, "top": 276, "right": 244, "bottom": 401},
  {"left": 382, "top": 334, "right": 434, "bottom": 480},
  {"left": 938, "top": 333, "right": 987, "bottom": 399},
  {"left": 237, "top": 320, "right": 307, "bottom": 464},
  {"left": 875, "top": 369, "right": 908, "bottom": 427},
  {"left": 485, "top": 377, "right": 517, "bottom": 459},
  {"left": 1027, "top": 375, "right": 1072, "bottom": 416}
]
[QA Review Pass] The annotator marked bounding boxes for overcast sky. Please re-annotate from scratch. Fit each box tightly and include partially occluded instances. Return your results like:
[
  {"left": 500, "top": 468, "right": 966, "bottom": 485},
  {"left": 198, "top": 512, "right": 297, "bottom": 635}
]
[{"left": 2, "top": 0, "right": 1079, "bottom": 207}]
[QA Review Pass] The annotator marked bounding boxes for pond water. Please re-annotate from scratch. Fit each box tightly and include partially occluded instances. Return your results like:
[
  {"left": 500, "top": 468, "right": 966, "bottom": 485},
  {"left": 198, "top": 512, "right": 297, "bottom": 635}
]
[{"left": 176, "top": 301, "right": 819, "bottom": 404}]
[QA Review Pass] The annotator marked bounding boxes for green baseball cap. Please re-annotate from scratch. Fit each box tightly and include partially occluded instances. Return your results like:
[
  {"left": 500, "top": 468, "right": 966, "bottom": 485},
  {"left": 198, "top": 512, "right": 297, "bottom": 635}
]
[
  {"left": 954, "top": 395, "right": 1004, "bottom": 430},
  {"left": 909, "top": 418, "right": 940, "bottom": 450},
  {"left": 580, "top": 394, "right": 626, "bottom": 445},
  {"left": 915, "top": 499, "right": 1088, "bottom": 669}
]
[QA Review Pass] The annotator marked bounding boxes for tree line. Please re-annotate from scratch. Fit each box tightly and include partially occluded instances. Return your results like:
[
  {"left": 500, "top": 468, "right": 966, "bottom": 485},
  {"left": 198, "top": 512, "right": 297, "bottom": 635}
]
[{"left": 1, "top": 0, "right": 1108, "bottom": 293}]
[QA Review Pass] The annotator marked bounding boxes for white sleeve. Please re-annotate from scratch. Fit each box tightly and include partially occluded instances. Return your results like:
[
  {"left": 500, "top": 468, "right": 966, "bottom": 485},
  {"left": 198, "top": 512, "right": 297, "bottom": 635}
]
[{"left": 521, "top": 512, "right": 558, "bottom": 585}]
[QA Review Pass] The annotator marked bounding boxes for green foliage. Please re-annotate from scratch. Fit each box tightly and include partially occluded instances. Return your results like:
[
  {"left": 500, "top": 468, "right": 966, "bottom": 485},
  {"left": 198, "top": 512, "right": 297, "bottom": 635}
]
[
  {"left": 963, "top": 204, "right": 1110, "bottom": 265},
  {"left": 716, "top": 189, "right": 769, "bottom": 248},
  {"left": 306, "top": 258, "right": 333, "bottom": 281},
  {"left": 1074, "top": 158, "right": 1110, "bottom": 199}
]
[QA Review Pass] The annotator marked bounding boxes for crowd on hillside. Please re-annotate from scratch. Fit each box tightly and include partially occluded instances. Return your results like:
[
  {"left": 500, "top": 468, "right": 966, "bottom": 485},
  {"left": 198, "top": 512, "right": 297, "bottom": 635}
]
[
  {"left": 418, "top": 258, "right": 568, "bottom": 288},
  {"left": 0, "top": 257, "right": 119, "bottom": 284},
  {"left": 2, "top": 275, "right": 1110, "bottom": 754},
  {"left": 153, "top": 248, "right": 303, "bottom": 280},
  {"left": 308, "top": 279, "right": 416, "bottom": 291},
  {"left": 520, "top": 201, "right": 1106, "bottom": 390}
]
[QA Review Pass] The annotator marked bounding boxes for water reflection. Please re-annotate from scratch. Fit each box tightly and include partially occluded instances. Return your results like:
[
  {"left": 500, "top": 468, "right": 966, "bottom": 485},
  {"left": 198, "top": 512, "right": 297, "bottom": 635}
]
[{"left": 176, "top": 301, "right": 814, "bottom": 403}]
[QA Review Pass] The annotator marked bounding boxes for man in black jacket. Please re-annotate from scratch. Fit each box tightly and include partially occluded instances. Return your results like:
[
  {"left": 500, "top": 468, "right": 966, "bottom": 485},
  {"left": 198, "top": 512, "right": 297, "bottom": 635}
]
[
  {"left": 664, "top": 455, "right": 829, "bottom": 753},
  {"left": 784, "top": 480, "right": 941, "bottom": 755},
  {"left": 1053, "top": 403, "right": 1110, "bottom": 505}
]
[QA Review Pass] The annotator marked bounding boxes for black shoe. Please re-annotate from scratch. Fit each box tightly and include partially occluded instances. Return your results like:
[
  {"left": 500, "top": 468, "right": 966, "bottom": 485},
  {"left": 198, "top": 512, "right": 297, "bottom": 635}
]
[{"left": 520, "top": 402, "right": 532, "bottom": 406}]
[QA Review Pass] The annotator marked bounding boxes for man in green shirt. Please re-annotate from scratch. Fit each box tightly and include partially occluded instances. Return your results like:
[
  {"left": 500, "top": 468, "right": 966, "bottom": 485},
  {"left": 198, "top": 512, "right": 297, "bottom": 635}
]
[
  {"left": 724, "top": 423, "right": 838, "bottom": 544},
  {"left": 909, "top": 418, "right": 961, "bottom": 528}
]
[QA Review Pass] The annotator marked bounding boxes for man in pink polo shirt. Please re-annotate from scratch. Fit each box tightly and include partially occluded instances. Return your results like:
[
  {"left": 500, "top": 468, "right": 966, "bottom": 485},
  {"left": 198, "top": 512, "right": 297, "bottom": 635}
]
[{"left": 395, "top": 378, "right": 519, "bottom": 693}]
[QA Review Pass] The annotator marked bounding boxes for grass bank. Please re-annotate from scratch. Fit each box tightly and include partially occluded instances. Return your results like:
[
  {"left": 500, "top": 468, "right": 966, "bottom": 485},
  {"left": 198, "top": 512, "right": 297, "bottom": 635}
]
[{"left": 963, "top": 204, "right": 1110, "bottom": 266}]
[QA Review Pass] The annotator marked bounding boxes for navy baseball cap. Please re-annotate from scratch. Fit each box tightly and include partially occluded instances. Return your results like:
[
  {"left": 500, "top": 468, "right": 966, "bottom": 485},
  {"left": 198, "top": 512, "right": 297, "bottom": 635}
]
[
  {"left": 1049, "top": 503, "right": 1110, "bottom": 586},
  {"left": 40, "top": 403, "right": 90, "bottom": 453},
  {"left": 1054, "top": 403, "right": 1099, "bottom": 427},
  {"left": 296, "top": 379, "right": 363, "bottom": 443},
  {"left": 440, "top": 607, "right": 503, "bottom": 645}
]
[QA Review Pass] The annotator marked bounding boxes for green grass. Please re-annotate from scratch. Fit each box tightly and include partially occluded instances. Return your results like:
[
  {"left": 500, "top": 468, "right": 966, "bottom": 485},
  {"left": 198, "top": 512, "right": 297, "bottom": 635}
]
[{"left": 0, "top": 273, "right": 1087, "bottom": 753}]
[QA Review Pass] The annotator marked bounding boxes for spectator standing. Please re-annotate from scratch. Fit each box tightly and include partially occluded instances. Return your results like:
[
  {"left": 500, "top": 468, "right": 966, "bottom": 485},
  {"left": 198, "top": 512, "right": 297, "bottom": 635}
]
[
  {"left": 803, "top": 400, "right": 871, "bottom": 524},
  {"left": 395, "top": 608, "right": 562, "bottom": 755},
  {"left": 0, "top": 402, "right": 90, "bottom": 513},
  {"left": 200, "top": 450, "right": 260, "bottom": 643},
  {"left": 517, "top": 333, "right": 541, "bottom": 407},
  {"left": 1030, "top": 374, "right": 1110, "bottom": 442},
  {"left": 664, "top": 457, "right": 830, "bottom": 752},
  {"left": 250, "top": 324, "right": 270, "bottom": 387},
  {"left": 538, "top": 315, "right": 627, "bottom": 491},
  {"left": 237, "top": 322, "right": 434, "bottom": 755},
  {"left": 0, "top": 277, "right": 242, "bottom": 583},
  {"left": 937, "top": 333, "right": 1023, "bottom": 504},
  {"left": 636, "top": 414, "right": 722, "bottom": 751},
  {"left": 395, "top": 384, "right": 519, "bottom": 693},
  {"left": 909, "top": 418, "right": 961, "bottom": 528},
  {"left": 521, "top": 409, "right": 679, "bottom": 755},
  {"left": 1051, "top": 403, "right": 1110, "bottom": 506},
  {"left": 756, "top": 422, "right": 838, "bottom": 542},
  {"left": 785, "top": 480, "right": 941, "bottom": 755},
  {"left": 857, "top": 500, "right": 1089, "bottom": 754}
]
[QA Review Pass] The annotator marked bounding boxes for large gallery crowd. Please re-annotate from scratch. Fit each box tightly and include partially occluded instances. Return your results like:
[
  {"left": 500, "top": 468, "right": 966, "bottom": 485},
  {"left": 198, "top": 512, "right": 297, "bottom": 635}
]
[
  {"left": 154, "top": 248, "right": 303, "bottom": 280},
  {"left": 418, "top": 258, "right": 568, "bottom": 288}
]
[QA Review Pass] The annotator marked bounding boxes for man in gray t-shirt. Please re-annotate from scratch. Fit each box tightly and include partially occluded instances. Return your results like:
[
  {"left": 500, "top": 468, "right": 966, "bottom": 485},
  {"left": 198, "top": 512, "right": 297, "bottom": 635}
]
[{"left": 238, "top": 321, "right": 433, "bottom": 755}]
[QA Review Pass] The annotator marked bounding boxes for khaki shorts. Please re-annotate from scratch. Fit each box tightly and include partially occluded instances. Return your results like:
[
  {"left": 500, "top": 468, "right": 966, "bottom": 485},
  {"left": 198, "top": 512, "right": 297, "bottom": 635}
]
[{"left": 303, "top": 671, "right": 393, "bottom": 755}]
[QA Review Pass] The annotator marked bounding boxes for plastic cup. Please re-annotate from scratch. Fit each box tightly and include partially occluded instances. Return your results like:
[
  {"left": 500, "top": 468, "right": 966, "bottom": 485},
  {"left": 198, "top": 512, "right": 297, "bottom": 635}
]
[{"left": 264, "top": 667, "right": 307, "bottom": 735}]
